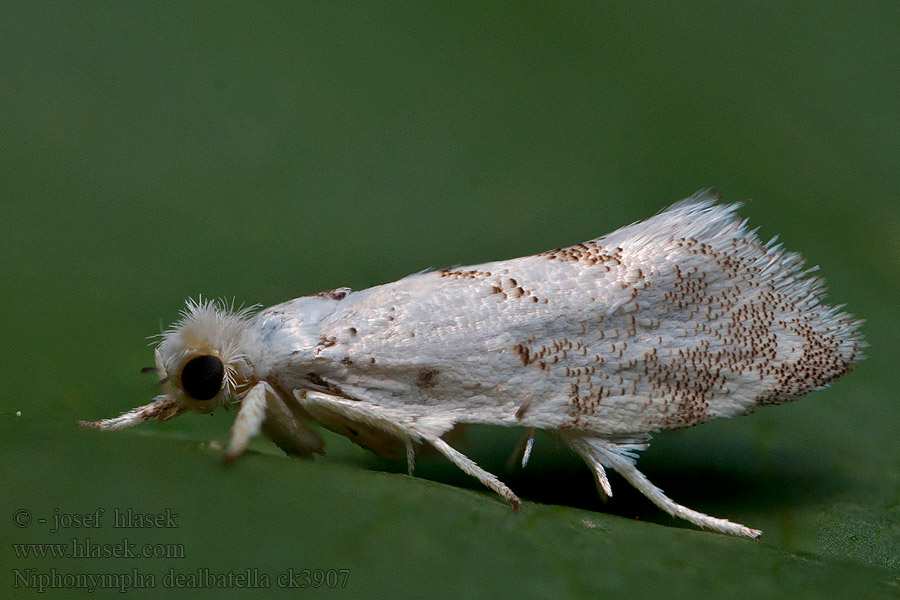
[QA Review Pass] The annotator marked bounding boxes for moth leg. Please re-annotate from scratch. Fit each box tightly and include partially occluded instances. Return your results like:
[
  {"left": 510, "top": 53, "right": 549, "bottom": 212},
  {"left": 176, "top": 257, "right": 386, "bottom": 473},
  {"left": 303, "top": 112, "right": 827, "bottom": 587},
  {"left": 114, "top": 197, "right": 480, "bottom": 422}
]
[
  {"left": 295, "top": 391, "right": 520, "bottom": 508},
  {"left": 567, "top": 437, "right": 613, "bottom": 498},
  {"left": 424, "top": 435, "right": 522, "bottom": 510},
  {"left": 506, "top": 428, "right": 537, "bottom": 471},
  {"left": 520, "top": 431, "right": 535, "bottom": 469},
  {"left": 261, "top": 390, "right": 324, "bottom": 458},
  {"left": 567, "top": 436, "right": 761, "bottom": 538},
  {"left": 405, "top": 440, "right": 416, "bottom": 476},
  {"left": 223, "top": 382, "right": 269, "bottom": 464},
  {"left": 294, "top": 390, "right": 413, "bottom": 458}
]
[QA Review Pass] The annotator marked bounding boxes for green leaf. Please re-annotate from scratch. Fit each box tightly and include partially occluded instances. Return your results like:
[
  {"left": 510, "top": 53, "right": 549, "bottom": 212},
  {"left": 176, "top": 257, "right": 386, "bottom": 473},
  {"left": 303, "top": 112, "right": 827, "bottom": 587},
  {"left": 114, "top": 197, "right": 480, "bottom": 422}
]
[{"left": 2, "top": 1, "right": 898, "bottom": 598}]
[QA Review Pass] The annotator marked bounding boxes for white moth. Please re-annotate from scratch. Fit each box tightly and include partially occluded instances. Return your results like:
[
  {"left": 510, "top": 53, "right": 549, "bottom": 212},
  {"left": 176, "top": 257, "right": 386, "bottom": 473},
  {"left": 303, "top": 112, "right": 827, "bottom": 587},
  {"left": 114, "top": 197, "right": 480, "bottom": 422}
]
[{"left": 81, "top": 190, "right": 864, "bottom": 538}]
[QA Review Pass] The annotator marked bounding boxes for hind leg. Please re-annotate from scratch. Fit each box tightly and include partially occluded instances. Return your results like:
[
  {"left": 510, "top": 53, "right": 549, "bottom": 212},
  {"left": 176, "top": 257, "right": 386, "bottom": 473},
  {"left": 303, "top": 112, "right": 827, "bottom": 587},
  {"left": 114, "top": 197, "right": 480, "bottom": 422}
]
[{"left": 566, "top": 435, "right": 761, "bottom": 539}]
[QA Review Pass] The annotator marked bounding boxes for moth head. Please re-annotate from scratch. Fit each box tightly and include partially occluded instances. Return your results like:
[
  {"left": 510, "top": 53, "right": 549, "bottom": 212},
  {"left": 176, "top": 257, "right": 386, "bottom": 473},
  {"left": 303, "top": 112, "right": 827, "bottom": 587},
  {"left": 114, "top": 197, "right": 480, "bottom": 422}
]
[{"left": 80, "top": 299, "right": 262, "bottom": 431}]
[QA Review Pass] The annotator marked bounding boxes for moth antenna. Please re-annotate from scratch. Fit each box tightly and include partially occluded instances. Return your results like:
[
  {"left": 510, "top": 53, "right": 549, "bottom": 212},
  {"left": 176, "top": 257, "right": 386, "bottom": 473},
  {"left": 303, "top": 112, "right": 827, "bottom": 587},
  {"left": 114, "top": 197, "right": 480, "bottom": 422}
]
[
  {"left": 77, "top": 397, "right": 183, "bottom": 430},
  {"left": 139, "top": 366, "right": 171, "bottom": 389}
]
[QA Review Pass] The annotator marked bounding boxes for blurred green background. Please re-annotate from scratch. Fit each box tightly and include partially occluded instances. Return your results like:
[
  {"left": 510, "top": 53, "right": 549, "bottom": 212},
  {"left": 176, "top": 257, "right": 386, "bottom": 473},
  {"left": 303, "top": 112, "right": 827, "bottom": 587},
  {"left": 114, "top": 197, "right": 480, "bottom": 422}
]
[{"left": 2, "top": 2, "right": 898, "bottom": 598}]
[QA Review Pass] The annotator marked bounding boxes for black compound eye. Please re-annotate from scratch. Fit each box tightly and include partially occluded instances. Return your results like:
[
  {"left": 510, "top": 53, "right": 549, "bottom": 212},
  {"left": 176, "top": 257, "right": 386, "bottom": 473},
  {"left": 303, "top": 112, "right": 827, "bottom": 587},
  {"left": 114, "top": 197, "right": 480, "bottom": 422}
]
[{"left": 180, "top": 355, "right": 225, "bottom": 401}]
